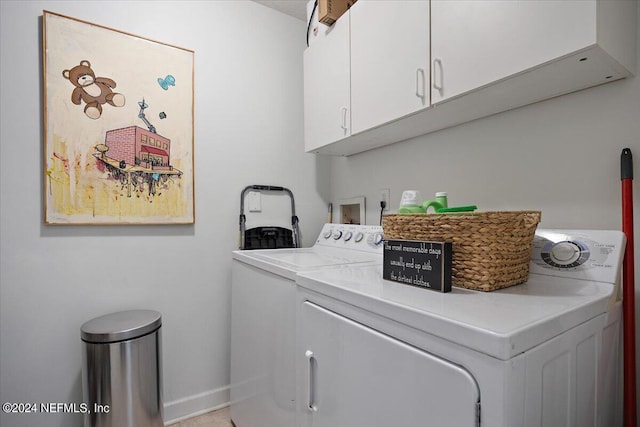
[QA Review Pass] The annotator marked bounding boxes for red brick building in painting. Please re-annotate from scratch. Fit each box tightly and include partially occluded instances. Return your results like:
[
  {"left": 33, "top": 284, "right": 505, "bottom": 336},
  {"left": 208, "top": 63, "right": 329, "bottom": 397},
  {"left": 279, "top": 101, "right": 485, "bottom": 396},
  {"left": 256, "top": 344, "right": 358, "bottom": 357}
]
[{"left": 104, "top": 126, "right": 173, "bottom": 171}]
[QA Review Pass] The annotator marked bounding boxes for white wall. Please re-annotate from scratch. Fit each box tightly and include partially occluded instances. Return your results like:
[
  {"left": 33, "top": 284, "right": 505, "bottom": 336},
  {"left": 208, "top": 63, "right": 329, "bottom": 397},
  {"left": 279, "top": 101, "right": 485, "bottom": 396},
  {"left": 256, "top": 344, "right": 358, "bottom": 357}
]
[
  {"left": 0, "top": 2, "right": 328, "bottom": 426},
  {"left": 328, "top": 2, "right": 640, "bottom": 412},
  {"left": 3, "top": 1, "right": 639, "bottom": 426}
]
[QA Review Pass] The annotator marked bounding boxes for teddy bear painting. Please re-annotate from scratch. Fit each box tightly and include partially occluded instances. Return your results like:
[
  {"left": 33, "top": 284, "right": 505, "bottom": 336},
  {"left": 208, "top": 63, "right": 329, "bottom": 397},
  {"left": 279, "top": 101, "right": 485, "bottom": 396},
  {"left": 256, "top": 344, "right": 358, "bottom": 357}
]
[{"left": 62, "top": 60, "right": 125, "bottom": 119}]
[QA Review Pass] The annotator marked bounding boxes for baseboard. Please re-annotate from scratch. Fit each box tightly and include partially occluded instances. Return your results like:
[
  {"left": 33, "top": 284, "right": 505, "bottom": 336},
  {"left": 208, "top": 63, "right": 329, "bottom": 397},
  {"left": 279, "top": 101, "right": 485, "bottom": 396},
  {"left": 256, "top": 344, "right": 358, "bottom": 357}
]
[{"left": 163, "top": 385, "right": 230, "bottom": 426}]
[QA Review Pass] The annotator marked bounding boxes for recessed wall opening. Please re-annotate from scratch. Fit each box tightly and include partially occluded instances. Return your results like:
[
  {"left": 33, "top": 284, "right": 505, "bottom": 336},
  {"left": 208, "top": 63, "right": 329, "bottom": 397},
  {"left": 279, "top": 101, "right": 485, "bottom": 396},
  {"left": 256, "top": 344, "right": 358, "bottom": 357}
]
[{"left": 339, "top": 196, "right": 365, "bottom": 225}]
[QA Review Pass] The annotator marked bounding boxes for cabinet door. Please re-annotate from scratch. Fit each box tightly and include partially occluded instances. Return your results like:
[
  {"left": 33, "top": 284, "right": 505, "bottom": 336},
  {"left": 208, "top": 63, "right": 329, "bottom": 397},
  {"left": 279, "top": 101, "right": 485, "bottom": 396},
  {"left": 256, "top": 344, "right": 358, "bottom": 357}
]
[
  {"left": 431, "top": 0, "right": 596, "bottom": 103},
  {"left": 298, "top": 301, "right": 480, "bottom": 427},
  {"left": 350, "top": 0, "right": 430, "bottom": 135},
  {"left": 303, "top": 14, "right": 351, "bottom": 152}
]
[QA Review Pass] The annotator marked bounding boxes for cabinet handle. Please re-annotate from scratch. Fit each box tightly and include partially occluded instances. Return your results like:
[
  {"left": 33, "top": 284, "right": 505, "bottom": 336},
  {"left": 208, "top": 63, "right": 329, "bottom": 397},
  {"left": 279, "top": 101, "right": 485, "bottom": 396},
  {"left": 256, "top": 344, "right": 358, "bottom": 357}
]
[
  {"left": 305, "top": 350, "right": 318, "bottom": 413},
  {"left": 433, "top": 58, "right": 444, "bottom": 92},
  {"left": 415, "top": 68, "right": 426, "bottom": 103},
  {"left": 340, "top": 107, "right": 348, "bottom": 133}
]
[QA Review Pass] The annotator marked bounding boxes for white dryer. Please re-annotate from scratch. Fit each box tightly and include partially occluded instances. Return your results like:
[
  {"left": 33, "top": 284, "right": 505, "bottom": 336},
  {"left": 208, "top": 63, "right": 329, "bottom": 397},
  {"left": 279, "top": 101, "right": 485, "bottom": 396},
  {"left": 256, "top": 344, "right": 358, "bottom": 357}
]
[
  {"left": 230, "top": 223, "right": 384, "bottom": 427},
  {"left": 295, "top": 229, "right": 625, "bottom": 427}
]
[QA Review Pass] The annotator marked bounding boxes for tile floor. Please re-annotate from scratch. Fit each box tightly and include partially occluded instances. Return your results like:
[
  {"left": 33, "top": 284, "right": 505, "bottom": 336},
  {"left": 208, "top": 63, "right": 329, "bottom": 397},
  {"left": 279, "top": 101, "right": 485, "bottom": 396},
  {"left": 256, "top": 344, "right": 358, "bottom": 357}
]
[{"left": 168, "top": 406, "right": 233, "bottom": 427}]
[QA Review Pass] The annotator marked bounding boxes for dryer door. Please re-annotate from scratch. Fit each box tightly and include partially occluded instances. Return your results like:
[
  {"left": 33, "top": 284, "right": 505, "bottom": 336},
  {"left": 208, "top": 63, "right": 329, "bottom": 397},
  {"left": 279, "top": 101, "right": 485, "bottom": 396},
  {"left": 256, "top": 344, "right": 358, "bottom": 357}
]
[{"left": 298, "top": 301, "right": 481, "bottom": 427}]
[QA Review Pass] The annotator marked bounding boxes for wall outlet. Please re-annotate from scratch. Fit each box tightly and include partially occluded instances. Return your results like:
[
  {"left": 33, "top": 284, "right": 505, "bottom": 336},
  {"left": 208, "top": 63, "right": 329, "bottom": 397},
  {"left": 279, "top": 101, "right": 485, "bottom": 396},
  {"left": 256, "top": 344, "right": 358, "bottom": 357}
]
[{"left": 378, "top": 188, "right": 390, "bottom": 211}]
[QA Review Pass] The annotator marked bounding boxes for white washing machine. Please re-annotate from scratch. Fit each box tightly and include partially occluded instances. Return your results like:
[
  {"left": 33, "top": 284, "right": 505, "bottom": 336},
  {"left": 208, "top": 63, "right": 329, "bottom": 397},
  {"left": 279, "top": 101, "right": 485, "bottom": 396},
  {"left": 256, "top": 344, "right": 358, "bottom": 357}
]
[
  {"left": 295, "top": 229, "right": 625, "bottom": 427},
  {"left": 230, "top": 223, "right": 384, "bottom": 427}
]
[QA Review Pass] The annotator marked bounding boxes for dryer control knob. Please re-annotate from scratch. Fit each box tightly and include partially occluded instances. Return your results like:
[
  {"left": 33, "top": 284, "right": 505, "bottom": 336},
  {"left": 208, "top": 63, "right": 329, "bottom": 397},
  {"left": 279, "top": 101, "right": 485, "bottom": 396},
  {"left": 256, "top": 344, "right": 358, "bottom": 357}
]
[
  {"left": 354, "top": 232, "right": 364, "bottom": 243},
  {"left": 344, "top": 231, "right": 353, "bottom": 241},
  {"left": 373, "top": 233, "right": 384, "bottom": 246},
  {"left": 323, "top": 230, "right": 332, "bottom": 239},
  {"left": 333, "top": 231, "right": 343, "bottom": 240}
]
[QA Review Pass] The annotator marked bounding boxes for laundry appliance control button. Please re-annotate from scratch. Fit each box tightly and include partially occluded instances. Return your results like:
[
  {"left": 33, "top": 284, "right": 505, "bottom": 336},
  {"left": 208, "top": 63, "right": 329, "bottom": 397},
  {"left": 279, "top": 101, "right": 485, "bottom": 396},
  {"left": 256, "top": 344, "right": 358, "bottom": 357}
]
[
  {"left": 541, "top": 240, "right": 590, "bottom": 268},
  {"left": 551, "top": 242, "right": 580, "bottom": 263}
]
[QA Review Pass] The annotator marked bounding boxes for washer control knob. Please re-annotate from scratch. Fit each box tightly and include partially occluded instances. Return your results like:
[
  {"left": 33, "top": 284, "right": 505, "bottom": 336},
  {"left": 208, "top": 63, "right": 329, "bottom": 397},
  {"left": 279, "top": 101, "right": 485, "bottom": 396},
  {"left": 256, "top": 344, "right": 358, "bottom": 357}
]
[
  {"left": 323, "top": 230, "right": 332, "bottom": 239},
  {"left": 344, "top": 231, "right": 353, "bottom": 242},
  {"left": 540, "top": 240, "right": 590, "bottom": 269},
  {"left": 354, "top": 232, "right": 364, "bottom": 243},
  {"left": 373, "top": 233, "right": 384, "bottom": 246},
  {"left": 550, "top": 242, "right": 580, "bottom": 264},
  {"left": 551, "top": 242, "right": 580, "bottom": 262},
  {"left": 333, "top": 231, "right": 343, "bottom": 240}
]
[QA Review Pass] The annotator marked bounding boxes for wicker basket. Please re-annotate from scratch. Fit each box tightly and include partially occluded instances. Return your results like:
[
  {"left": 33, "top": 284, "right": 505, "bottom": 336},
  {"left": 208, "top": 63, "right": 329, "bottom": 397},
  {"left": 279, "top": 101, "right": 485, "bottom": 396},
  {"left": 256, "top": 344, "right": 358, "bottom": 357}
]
[{"left": 382, "top": 211, "right": 541, "bottom": 292}]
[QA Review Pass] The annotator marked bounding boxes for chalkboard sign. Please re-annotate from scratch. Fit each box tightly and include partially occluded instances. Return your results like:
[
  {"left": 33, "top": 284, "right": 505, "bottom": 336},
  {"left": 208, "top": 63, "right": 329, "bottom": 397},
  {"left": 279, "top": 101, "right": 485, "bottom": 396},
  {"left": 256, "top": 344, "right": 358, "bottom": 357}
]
[{"left": 383, "top": 240, "right": 452, "bottom": 293}]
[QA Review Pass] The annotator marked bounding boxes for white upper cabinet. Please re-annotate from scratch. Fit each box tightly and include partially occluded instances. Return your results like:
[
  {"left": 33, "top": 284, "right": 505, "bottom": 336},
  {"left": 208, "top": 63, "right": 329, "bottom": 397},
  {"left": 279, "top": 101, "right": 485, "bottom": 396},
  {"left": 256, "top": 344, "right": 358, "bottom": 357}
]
[
  {"left": 303, "top": 13, "right": 350, "bottom": 153},
  {"left": 350, "top": 0, "right": 430, "bottom": 134},
  {"left": 431, "top": 0, "right": 597, "bottom": 103},
  {"left": 303, "top": 0, "right": 637, "bottom": 156}
]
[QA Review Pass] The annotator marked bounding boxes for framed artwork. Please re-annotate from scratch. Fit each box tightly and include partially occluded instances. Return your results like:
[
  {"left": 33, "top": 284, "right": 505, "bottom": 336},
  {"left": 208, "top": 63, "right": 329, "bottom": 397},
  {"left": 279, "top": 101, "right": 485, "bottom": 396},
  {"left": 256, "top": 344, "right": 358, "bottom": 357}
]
[{"left": 42, "top": 11, "right": 195, "bottom": 224}]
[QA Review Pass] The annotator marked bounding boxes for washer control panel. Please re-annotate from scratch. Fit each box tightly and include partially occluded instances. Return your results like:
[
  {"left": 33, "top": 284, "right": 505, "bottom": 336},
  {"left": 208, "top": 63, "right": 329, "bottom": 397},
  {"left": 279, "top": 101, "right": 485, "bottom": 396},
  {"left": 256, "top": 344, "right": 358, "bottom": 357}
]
[
  {"left": 316, "top": 224, "right": 384, "bottom": 253},
  {"left": 530, "top": 229, "right": 626, "bottom": 284}
]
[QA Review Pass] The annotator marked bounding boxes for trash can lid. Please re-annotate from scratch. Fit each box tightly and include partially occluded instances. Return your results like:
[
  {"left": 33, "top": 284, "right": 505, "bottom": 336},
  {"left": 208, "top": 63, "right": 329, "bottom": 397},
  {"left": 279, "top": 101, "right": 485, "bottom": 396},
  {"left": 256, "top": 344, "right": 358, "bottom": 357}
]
[{"left": 81, "top": 310, "right": 162, "bottom": 343}]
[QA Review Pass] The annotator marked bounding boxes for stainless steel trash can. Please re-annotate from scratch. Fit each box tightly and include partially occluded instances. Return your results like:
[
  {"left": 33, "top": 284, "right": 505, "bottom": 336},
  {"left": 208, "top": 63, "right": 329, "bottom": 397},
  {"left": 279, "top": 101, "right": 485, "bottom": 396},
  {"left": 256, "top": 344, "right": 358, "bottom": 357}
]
[{"left": 81, "top": 310, "right": 163, "bottom": 427}]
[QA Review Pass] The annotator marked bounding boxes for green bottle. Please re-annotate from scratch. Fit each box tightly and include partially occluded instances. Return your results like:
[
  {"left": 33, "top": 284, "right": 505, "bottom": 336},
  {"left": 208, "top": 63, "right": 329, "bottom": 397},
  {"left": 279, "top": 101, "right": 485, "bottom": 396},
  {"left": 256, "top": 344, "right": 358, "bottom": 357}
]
[{"left": 422, "top": 192, "right": 448, "bottom": 213}]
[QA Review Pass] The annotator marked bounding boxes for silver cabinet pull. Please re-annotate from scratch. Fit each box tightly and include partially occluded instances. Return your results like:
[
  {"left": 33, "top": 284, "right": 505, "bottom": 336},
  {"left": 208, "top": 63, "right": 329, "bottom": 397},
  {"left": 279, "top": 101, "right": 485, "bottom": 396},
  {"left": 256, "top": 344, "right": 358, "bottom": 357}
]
[
  {"left": 305, "top": 350, "right": 318, "bottom": 412},
  {"left": 433, "top": 58, "right": 443, "bottom": 92},
  {"left": 340, "top": 107, "right": 348, "bottom": 133},
  {"left": 416, "top": 68, "right": 426, "bottom": 103}
]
